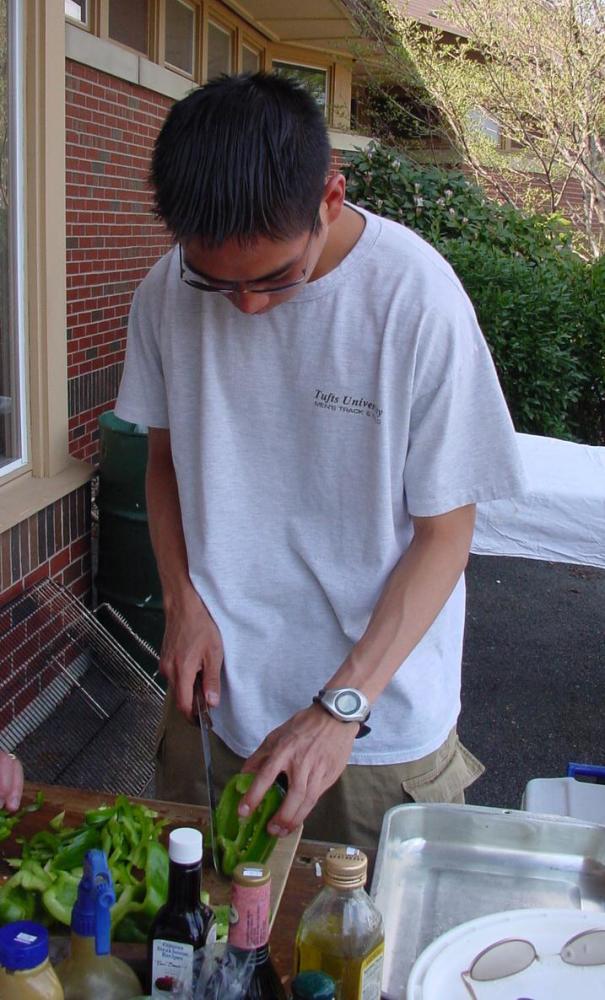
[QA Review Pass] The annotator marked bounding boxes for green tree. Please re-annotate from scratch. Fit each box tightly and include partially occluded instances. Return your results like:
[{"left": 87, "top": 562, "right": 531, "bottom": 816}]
[{"left": 348, "top": 0, "right": 605, "bottom": 259}]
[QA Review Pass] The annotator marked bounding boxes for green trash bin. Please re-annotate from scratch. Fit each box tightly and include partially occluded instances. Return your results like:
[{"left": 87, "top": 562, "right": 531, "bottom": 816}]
[{"left": 96, "top": 411, "right": 165, "bottom": 661}]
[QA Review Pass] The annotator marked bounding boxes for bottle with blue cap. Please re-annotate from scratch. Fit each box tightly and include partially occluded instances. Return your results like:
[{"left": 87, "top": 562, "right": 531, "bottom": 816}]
[
  {"left": 55, "top": 848, "right": 142, "bottom": 998},
  {"left": 291, "top": 969, "right": 336, "bottom": 999},
  {"left": 0, "top": 920, "right": 64, "bottom": 998}
]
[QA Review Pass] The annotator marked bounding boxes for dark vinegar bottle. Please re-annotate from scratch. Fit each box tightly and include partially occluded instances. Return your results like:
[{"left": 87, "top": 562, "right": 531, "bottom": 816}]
[
  {"left": 228, "top": 862, "right": 287, "bottom": 1000},
  {"left": 147, "top": 827, "right": 215, "bottom": 999}
]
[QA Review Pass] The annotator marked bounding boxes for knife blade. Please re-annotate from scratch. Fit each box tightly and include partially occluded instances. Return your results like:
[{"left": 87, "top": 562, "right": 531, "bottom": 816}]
[{"left": 194, "top": 674, "right": 220, "bottom": 873}]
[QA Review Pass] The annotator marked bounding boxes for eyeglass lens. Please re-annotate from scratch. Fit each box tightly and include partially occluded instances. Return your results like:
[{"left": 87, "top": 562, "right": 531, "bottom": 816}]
[
  {"left": 561, "top": 928, "right": 605, "bottom": 966},
  {"left": 468, "top": 927, "right": 605, "bottom": 984},
  {"left": 470, "top": 938, "right": 537, "bottom": 981}
]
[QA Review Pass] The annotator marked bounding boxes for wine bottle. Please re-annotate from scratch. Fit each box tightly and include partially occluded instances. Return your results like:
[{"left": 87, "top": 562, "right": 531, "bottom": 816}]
[
  {"left": 147, "top": 827, "right": 215, "bottom": 999},
  {"left": 227, "top": 862, "right": 287, "bottom": 999}
]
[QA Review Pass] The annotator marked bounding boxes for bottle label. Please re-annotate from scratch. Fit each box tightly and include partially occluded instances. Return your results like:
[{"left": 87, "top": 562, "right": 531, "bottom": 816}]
[
  {"left": 151, "top": 939, "right": 194, "bottom": 998},
  {"left": 228, "top": 880, "right": 271, "bottom": 950},
  {"left": 359, "top": 942, "right": 384, "bottom": 1000}
]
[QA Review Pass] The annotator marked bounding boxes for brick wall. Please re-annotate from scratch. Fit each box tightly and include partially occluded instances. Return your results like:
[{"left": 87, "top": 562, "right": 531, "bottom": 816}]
[
  {"left": 66, "top": 59, "right": 172, "bottom": 464},
  {"left": 0, "top": 485, "right": 92, "bottom": 611}
]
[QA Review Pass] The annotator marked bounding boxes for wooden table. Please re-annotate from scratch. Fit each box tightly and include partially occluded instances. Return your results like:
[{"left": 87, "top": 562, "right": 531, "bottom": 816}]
[{"left": 1, "top": 783, "right": 375, "bottom": 990}]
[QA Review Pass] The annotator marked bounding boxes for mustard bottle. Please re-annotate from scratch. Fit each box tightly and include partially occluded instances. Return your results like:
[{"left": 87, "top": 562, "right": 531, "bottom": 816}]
[
  {"left": 56, "top": 848, "right": 142, "bottom": 999},
  {"left": 0, "top": 920, "right": 64, "bottom": 999}
]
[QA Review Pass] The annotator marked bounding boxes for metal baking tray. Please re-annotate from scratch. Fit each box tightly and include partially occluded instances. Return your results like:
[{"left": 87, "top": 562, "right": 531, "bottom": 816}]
[{"left": 370, "top": 803, "right": 605, "bottom": 999}]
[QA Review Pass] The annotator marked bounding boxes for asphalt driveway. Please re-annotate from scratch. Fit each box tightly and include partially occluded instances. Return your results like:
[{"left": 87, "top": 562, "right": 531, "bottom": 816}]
[{"left": 459, "top": 554, "right": 605, "bottom": 810}]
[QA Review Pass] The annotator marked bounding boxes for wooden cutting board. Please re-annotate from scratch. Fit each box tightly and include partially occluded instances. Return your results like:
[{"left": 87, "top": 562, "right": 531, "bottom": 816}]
[{"left": 1, "top": 781, "right": 302, "bottom": 926}]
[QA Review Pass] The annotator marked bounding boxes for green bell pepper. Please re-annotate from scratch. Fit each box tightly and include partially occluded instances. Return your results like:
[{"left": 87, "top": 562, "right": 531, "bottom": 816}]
[
  {"left": 0, "top": 872, "right": 36, "bottom": 924},
  {"left": 0, "top": 791, "right": 44, "bottom": 843},
  {"left": 52, "top": 825, "right": 101, "bottom": 871},
  {"left": 215, "top": 772, "right": 284, "bottom": 876},
  {"left": 41, "top": 871, "right": 80, "bottom": 926}
]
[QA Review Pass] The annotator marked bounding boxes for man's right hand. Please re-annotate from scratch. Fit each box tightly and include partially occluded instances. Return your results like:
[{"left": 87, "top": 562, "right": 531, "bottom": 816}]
[{"left": 160, "top": 586, "right": 224, "bottom": 718}]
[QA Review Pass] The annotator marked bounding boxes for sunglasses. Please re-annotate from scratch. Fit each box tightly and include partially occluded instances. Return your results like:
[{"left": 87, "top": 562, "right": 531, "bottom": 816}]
[{"left": 461, "top": 928, "right": 605, "bottom": 998}]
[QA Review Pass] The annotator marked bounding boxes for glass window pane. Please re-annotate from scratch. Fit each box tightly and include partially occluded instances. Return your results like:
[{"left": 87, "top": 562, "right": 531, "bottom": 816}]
[
  {"left": 273, "top": 61, "right": 327, "bottom": 112},
  {"left": 207, "top": 21, "right": 232, "bottom": 79},
  {"left": 165, "top": 0, "right": 195, "bottom": 75},
  {"left": 108, "top": 0, "right": 149, "bottom": 55},
  {"left": 65, "top": 0, "right": 87, "bottom": 24},
  {"left": 0, "top": 0, "right": 25, "bottom": 473},
  {"left": 242, "top": 44, "right": 260, "bottom": 75}
]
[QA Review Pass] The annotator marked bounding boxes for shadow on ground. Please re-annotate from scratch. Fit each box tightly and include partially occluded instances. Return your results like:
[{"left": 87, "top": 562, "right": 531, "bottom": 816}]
[{"left": 459, "top": 554, "right": 605, "bottom": 811}]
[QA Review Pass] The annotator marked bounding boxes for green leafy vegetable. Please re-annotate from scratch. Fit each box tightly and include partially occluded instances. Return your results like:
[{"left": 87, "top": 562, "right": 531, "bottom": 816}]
[{"left": 0, "top": 793, "right": 169, "bottom": 941}]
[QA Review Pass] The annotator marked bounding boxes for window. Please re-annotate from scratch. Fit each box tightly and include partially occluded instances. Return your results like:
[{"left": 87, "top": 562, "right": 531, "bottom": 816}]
[
  {"left": 242, "top": 43, "right": 260, "bottom": 75},
  {"left": 468, "top": 107, "right": 501, "bottom": 145},
  {"left": 207, "top": 20, "right": 232, "bottom": 79},
  {"left": 108, "top": 0, "right": 149, "bottom": 56},
  {"left": 0, "top": 0, "right": 26, "bottom": 477},
  {"left": 65, "top": 0, "right": 88, "bottom": 24},
  {"left": 165, "top": 0, "right": 196, "bottom": 76},
  {"left": 273, "top": 61, "right": 328, "bottom": 113}
]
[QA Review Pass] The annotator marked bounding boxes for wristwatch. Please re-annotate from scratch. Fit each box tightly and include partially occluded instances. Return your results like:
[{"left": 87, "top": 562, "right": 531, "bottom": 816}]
[{"left": 312, "top": 687, "right": 372, "bottom": 738}]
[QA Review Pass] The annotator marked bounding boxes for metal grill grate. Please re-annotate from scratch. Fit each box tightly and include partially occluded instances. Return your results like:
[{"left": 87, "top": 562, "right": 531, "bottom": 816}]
[{"left": 0, "top": 580, "right": 164, "bottom": 796}]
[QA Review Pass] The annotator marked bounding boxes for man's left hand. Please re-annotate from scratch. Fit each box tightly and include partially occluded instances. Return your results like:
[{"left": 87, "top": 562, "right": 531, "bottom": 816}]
[{"left": 239, "top": 705, "right": 357, "bottom": 836}]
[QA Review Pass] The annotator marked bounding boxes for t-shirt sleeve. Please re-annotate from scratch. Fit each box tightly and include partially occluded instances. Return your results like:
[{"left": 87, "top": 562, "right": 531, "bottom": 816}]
[
  {"left": 403, "top": 294, "right": 527, "bottom": 517},
  {"left": 115, "top": 282, "right": 169, "bottom": 428}
]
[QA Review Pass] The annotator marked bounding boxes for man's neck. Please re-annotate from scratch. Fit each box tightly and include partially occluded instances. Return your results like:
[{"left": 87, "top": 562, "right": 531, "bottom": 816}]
[{"left": 310, "top": 205, "right": 366, "bottom": 283}]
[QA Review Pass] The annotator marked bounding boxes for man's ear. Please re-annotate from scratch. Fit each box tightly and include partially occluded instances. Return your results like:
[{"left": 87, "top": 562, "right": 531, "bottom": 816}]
[{"left": 321, "top": 173, "right": 347, "bottom": 226}]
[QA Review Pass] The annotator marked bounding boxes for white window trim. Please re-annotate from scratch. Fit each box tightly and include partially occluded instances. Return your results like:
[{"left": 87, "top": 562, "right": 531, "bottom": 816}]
[
  {"left": 1, "top": 0, "right": 28, "bottom": 480},
  {"left": 164, "top": 0, "right": 197, "bottom": 78},
  {"left": 207, "top": 17, "right": 233, "bottom": 75}
]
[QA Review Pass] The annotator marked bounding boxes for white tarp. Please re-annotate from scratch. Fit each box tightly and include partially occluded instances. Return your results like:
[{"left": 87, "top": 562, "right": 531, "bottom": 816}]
[{"left": 472, "top": 433, "right": 605, "bottom": 568}]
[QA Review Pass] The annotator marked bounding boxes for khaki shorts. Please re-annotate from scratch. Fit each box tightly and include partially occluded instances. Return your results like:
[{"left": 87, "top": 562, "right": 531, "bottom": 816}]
[{"left": 155, "top": 692, "right": 484, "bottom": 848}]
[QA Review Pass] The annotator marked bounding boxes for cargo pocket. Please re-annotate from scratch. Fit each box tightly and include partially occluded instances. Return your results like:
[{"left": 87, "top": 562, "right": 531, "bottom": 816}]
[{"left": 401, "top": 731, "right": 485, "bottom": 804}]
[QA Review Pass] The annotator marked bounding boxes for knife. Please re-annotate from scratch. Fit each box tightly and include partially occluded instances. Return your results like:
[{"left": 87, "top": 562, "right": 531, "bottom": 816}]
[{"left": 194, "top": 674, "right": 220, "bottom": 873}]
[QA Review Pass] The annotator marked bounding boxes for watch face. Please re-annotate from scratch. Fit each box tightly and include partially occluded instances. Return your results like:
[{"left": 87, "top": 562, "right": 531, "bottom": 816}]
[{"left": 334, "top": 690, "right": 362, "bottom": 716}]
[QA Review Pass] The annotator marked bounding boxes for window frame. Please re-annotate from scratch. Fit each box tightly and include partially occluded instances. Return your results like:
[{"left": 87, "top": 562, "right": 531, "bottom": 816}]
[
  {"left": 271, "top": 58, "right": 330, "bottom": 116},
  {"left": 64, "top": 0, "right": 91, "bottom": 30},
  {"left": 101, "top": 0, "right": 154, "bottom": 60},
  {"left": 1, "top": 0, "right": 28, "bottom": 481},
  {"left": 241, "top": 38, "right": 263, "bottom": 74},
  {"left": 205, "top": 15, "right": 234, "bottom": 78},
  {"left": 162, "top": 0, "right": 199, "bottom": 79}
]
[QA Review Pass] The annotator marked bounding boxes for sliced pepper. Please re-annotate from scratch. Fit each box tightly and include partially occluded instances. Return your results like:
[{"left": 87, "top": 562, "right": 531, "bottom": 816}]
[
  {"left": 0, "top": 872, "right": 36, "bottom": 923},
  {"left": 52, "top": 825, "right": 101, "bottom": 871},
  {"left": 215, "top": 772, "right": 284, "bottom": 876},
  {"left": 0, "top": 791, "right": 44, "bottom": 842},
  {"left": 41, "top": 871, "right": 80, "bottom": 926}
]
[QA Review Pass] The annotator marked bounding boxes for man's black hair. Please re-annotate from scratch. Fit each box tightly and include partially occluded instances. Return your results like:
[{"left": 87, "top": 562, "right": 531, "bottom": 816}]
[{"left": 151, "top": 72, "right": 332, "bottom": 246}]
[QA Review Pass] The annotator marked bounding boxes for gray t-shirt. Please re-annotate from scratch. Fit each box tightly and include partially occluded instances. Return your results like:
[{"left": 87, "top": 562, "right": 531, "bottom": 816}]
[{"left": 116, "top": 205, "right": 525, "bottom": 764}]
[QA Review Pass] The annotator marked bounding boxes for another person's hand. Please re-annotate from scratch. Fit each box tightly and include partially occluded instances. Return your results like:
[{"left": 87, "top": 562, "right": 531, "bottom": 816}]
[
  {"left": 160, "top": 585, "right": 224, "bottom": 717},
  {"left": 239, "top": 705, "right": 357, "bottom": 836},
  {"left": 0, "top": 751, "right": 24, "bottom": 812}
]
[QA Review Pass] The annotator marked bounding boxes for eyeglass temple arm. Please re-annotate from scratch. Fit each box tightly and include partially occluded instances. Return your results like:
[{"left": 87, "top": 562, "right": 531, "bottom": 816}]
[{"left": 460, "top": 971, "right": 479, "bottom": 1000}]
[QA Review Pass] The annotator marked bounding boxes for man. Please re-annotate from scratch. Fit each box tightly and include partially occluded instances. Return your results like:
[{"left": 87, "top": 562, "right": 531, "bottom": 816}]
[
  {"left": 116, "top": 72, "right": 524, "bottom": 846},
  {"left": 0, "top": 751, "right": 23, "bottom": 811}
]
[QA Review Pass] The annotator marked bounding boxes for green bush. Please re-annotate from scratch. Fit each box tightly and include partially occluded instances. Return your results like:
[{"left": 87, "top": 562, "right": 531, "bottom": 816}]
[
  {"left": 343, "top": 142, "right": 605, "bottom": 443},
  {"left": 440, "top": 242, "right": 585, "bottom": 438}
]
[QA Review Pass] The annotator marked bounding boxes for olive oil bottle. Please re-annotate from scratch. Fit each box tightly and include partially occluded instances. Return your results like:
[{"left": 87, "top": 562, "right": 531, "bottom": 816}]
[{"left": 294, "top": 847, "right": 384, "bottom": 1000}]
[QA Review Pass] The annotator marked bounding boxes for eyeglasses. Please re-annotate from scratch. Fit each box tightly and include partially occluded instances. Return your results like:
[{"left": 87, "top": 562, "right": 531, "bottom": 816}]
[
  {"left": 178, "top": 231, "right": 315, "bottom": 296},
  {"left": 461, "top": 928, "right": 605, "bottom": 998}
]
